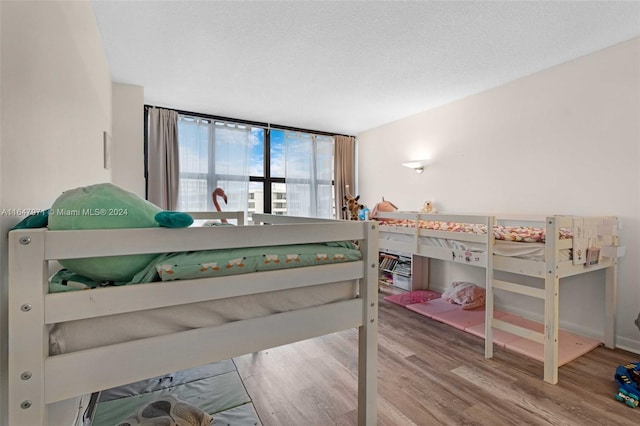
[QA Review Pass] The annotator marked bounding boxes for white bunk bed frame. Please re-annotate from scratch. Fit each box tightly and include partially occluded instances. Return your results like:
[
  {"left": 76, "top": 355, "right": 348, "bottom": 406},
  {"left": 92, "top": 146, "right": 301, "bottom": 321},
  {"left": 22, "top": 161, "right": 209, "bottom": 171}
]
[
  {"left": 376, "top": 212, "right": 623, "bottom": 384},
  {"left": 8, "top": 212, "right": 379, "bottom": 425}
]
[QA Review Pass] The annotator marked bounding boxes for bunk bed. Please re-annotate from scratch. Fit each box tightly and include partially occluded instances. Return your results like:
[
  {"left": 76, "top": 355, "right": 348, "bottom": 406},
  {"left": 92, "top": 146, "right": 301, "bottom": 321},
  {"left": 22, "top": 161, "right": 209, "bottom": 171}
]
[
  {"left": 375, "top": 211, "right": 623, "bottom": 384},
  {"left": 7, "top": 212, "right": 379, "bottom": 426}
]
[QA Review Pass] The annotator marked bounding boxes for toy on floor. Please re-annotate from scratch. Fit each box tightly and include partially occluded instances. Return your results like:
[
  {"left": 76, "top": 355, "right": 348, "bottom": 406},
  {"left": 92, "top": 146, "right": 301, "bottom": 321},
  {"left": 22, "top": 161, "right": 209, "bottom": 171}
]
[
  {"left": 615, "top": 388, "right": 639, "bottom": 408},
  {"left": 614, "top": 362, "right": 640, "bottom": 408}
]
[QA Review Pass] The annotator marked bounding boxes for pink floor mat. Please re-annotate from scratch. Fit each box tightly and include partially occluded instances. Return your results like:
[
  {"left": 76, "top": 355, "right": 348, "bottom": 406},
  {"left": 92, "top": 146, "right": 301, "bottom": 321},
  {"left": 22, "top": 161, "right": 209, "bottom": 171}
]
[
  {"left": 469, "top": 313, "right": 601, "bottom": 364},
  {"left": 466, "top": 312, "right": 537, "bottom": 347},
  {"left": 505, "top": 330, "right": 601, "bottom": 365},
  {"left": 404, "top": 306, "right": 602, "bottom": 364},
  {"left": 405, "top": 298, "right": 459, "bottom": 318},
  {"left": 432, "top": 308, "right": 509, "bottom": 331},
  {"left": 383, "top": 290, "right": 441, "bottom": 307}
]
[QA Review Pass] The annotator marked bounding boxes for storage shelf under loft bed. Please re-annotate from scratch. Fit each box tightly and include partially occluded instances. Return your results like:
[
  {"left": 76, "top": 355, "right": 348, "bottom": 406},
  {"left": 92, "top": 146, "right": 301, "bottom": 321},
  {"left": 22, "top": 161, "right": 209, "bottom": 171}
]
[{"left": 378, "top": 247, "right": 427, "bottom": 291}]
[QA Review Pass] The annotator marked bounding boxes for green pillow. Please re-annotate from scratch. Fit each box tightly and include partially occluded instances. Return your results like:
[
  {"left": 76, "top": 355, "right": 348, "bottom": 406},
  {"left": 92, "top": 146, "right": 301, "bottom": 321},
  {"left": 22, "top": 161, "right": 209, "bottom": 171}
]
[{"left": 47, "top": 183, "right": 192, "bottom": 282}]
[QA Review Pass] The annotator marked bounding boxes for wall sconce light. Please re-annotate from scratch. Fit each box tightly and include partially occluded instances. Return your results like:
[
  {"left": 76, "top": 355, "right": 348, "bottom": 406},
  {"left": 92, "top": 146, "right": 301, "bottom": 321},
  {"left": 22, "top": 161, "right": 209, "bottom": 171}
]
[{"left": 402, "top": 160, "right": 427, "bottom": 174}]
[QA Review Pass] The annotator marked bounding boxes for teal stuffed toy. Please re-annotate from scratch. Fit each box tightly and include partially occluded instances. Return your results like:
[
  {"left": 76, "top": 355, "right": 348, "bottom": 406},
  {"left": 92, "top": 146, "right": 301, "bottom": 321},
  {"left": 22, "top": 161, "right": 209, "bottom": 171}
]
[{"left": 14, "top": 183, "right": 193, "bottom": 282}]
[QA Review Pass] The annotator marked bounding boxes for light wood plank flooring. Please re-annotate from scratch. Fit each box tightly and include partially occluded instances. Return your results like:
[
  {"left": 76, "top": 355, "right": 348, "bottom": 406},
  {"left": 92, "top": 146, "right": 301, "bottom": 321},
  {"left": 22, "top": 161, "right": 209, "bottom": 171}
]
[{"left": 234, "top": 289, "right": 640, "bottom": 425}]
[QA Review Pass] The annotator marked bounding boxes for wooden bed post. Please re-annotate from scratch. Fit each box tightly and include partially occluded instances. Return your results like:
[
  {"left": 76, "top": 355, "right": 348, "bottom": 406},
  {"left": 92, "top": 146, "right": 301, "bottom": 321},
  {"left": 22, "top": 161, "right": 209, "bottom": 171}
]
[
  {"left": 358, "top": 221, "right": 378, "bottom": 425},
  {"left": 8, "top": 229, "right": 49, "bottom": 426},
  {"left": 543, "top": 217, "right": 560, "bottom": 384},
  {"left": 604, "top": 222, "right": 619, "bottom": 349},
  {"left": 484, "top": 216, "right": 496, "bottom": 359}
]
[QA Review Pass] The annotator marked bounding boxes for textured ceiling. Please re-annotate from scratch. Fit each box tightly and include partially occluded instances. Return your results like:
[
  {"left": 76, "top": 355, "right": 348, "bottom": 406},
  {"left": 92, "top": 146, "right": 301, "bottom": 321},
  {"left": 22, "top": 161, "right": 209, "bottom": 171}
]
[{"left": 91, "top": 1, "right": 640, "bottom": 135}]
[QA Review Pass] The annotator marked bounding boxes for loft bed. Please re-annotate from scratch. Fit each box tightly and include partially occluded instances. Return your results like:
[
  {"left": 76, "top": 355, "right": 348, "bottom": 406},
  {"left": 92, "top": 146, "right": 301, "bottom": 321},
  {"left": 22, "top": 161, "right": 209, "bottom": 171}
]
[
  {"left": 8, "top": 212, "right": 379, "bottom": 425},
  {"left": 374, "top": 211, "right": 623, "bottom": 384}
]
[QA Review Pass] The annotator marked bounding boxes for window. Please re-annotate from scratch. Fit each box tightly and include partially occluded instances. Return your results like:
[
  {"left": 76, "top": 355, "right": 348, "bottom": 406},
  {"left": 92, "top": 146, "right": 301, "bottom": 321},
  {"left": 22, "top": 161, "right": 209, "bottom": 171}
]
[
  {"left": 283, "top": 131, "right": 334, "bottom": 218},
  {"left": 175, "top": 112, "right": 335, "bottom": 220},
  {"left": 176, "top": 116, "right": 253, "bottom": 214}
]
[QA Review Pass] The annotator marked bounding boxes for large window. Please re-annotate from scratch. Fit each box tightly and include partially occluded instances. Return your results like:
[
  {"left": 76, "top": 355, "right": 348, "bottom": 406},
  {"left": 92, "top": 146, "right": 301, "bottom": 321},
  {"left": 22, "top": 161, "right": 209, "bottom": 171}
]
[
  {"left": 176, "top": 116, "right": 254, "bottom": 214},
  {"left": 175, "top": 113, "right": 335, "bottom": 220}
]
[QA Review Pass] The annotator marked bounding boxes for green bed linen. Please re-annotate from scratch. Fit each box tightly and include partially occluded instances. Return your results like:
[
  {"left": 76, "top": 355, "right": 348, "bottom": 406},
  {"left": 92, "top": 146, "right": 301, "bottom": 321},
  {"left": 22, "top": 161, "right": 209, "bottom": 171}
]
[{"left": 49, "top": 242, "right": 361, "bottom": 293}]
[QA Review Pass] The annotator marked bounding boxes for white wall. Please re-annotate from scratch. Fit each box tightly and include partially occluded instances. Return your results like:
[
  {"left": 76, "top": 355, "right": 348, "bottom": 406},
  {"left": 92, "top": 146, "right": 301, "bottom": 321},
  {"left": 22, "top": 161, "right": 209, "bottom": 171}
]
[
  {"left": 358, "top": 38, "right": 640, "bottom": 354},
  {"left": 112, "top": 83, "right": 145, "bottom": 197},
  {"left": 0, "top": 1, "right": 112, "bottom": 424}
]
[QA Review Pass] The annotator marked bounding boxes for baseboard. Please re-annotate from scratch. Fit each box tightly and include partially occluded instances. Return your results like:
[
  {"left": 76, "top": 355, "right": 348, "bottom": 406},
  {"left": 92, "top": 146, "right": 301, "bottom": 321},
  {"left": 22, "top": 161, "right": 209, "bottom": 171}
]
[{"left": 617, "top": 337, "right": 640, "bottom": 356}]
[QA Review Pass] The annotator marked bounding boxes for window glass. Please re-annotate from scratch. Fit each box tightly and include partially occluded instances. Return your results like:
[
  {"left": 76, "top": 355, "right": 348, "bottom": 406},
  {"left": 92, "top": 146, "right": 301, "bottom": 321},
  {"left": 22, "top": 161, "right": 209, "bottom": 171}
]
[
  {"left": 250, "top": 128, "right": 264, "bottom": 177},
  {"left": 171, "top": 112, "right": 336, "bottom": 217},
  {"left": 270, "top": 129, "right": 285, "bottom": 178}
]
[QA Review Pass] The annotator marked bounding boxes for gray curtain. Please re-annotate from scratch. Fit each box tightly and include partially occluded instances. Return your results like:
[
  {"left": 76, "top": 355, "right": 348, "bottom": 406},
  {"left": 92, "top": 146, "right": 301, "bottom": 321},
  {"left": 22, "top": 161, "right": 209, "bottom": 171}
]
[
  {"left": 334, "top": 135, "right": 357, "bottom": 219},
  {"left": 147, "top": 107, "right": 179, "bottom": 210}
]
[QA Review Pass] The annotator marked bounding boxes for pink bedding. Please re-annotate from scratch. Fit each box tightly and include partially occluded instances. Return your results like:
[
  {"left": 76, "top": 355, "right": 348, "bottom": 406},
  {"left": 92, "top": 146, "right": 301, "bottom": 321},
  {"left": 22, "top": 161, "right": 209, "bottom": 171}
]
[{"left": 376, "top": 219, "right": 572, "bottom": 243}]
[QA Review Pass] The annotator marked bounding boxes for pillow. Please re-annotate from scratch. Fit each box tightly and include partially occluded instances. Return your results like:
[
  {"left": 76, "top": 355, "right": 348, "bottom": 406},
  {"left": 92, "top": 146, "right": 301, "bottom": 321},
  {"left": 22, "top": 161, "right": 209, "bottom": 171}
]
[
  {"left": 442, "top": 281, "right": 485, "bottom": 310},
  {"left": 47, "top": 183, "right": 192, "bottom": 282}
]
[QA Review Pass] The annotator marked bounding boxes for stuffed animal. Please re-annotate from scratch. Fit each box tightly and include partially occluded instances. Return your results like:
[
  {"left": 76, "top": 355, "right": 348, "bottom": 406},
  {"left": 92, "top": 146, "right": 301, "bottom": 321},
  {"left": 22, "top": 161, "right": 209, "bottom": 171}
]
[
  {"left": 419, "top": 201, "right": 437, "bottom": 214},
  {"left": 342, "top": 194, "right": 364, "bottom": 221},
  {"left": 369, "top": 197, "right": 397, "bottom": 219},
  {"left": 442, "top": 281, "right": 485, "bottom": 310},
  {"left": 14, "top": 183, "right": 193, "bottom": 282}
]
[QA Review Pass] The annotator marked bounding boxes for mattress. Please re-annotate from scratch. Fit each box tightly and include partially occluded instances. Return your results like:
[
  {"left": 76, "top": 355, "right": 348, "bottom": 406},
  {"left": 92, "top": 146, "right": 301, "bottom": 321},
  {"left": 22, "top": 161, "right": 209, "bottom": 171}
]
[
  {"left": 49, "top": 280, "right": 357, "bottom": 355},
  {"left": 48, "top": 241, "right": 362, "bottom": 355},
  {"left": 379, "top": 230, "right": 571, "bottom": 262},
  {"left": 377, "top": 219, "right": 572, "bottom": 243}
]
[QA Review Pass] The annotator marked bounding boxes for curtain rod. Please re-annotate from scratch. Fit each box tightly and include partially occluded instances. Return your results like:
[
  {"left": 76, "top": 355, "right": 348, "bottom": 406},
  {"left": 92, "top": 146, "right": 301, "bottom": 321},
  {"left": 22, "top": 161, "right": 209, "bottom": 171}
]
[{"left": 144, "top": 104, "right": 354, "bottom": 138}]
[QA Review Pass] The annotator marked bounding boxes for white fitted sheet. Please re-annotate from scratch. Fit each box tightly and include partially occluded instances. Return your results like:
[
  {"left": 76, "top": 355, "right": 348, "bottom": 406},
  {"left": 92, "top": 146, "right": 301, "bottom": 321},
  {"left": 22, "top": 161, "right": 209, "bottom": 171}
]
[
  {"left": 380, "top": 231, "right": 571, "bottom": 261},
  {"left": 49, "top": 280, "right": 357, "bottom": 355}
]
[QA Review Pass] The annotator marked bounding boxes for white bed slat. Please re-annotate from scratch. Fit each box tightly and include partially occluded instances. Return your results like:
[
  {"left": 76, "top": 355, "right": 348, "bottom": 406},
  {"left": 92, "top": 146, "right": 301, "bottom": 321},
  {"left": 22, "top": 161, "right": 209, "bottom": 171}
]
[
  {"left": 556, "top": 258, "right": 615, "bottom": 277},
  {"left": 492, "top": 279, "right": 545, "bottom": 299},
  {"left": 186, "top": 211, "right": 244, "bottom": 225},
  {"left": 46, "top": 262, "right": 363, "bottom": 323},
  {"left": 417, "top": 245, "right": 487, "bottom": 266},
  {"left": 418, "top": 228, "right": 488, "bottom": 244},
  {"left": 379, "top": 238, "right": 415, "bottom": 254},
  {"left": 252, "top": 213, "right": 337, "bottom": 224},
  {"left": 42, "top": 221, "right": 365, "bottom": 260},
  {"left": 44, "top": 299, "right": 364, "bottom": 404},
  {"left": 492, "top": 319, "right": 545, "bottom": 343},
  {"left": 493, "top": 255, "right": 545, "bottom": 277}
]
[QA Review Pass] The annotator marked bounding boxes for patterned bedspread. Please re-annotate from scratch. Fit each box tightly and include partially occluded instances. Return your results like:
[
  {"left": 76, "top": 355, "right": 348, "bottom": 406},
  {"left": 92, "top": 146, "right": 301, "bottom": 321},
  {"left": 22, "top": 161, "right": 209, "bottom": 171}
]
[
  {"left": 377, "top": 219, "right": 572, "bottom": 243},
  {"left": 49, "top": 241, "right": 361, "bottom": 293}
]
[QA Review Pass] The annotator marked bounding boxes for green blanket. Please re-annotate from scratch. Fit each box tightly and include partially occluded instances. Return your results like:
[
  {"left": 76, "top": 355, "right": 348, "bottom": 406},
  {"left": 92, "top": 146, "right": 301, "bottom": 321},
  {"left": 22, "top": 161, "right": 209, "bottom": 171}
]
[{"left": 50, "top": 242, "right": 361, "bottom": 293}]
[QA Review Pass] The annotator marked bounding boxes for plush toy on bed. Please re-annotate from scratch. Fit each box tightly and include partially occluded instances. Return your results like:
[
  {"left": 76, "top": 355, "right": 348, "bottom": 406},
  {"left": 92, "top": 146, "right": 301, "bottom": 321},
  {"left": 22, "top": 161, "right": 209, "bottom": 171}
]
[
  {"left": 419, "top": 201, "right": 437, "bottom": 214},
  {"left": 13, "top": 183, "right": 193, "bottom": 282},
  {"left": 368, "top": 196, "right": 398, "bottom": 220},
  {"left": 342, "top": 193, "right": 364, "bottom": 221}
]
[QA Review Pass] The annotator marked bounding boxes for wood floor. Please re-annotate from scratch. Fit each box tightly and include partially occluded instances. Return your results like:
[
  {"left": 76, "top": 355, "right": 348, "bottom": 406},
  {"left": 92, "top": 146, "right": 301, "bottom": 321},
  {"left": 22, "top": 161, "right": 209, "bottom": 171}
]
[{"left": 234, "top": 289, "right": 640, "bottom": 425}]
